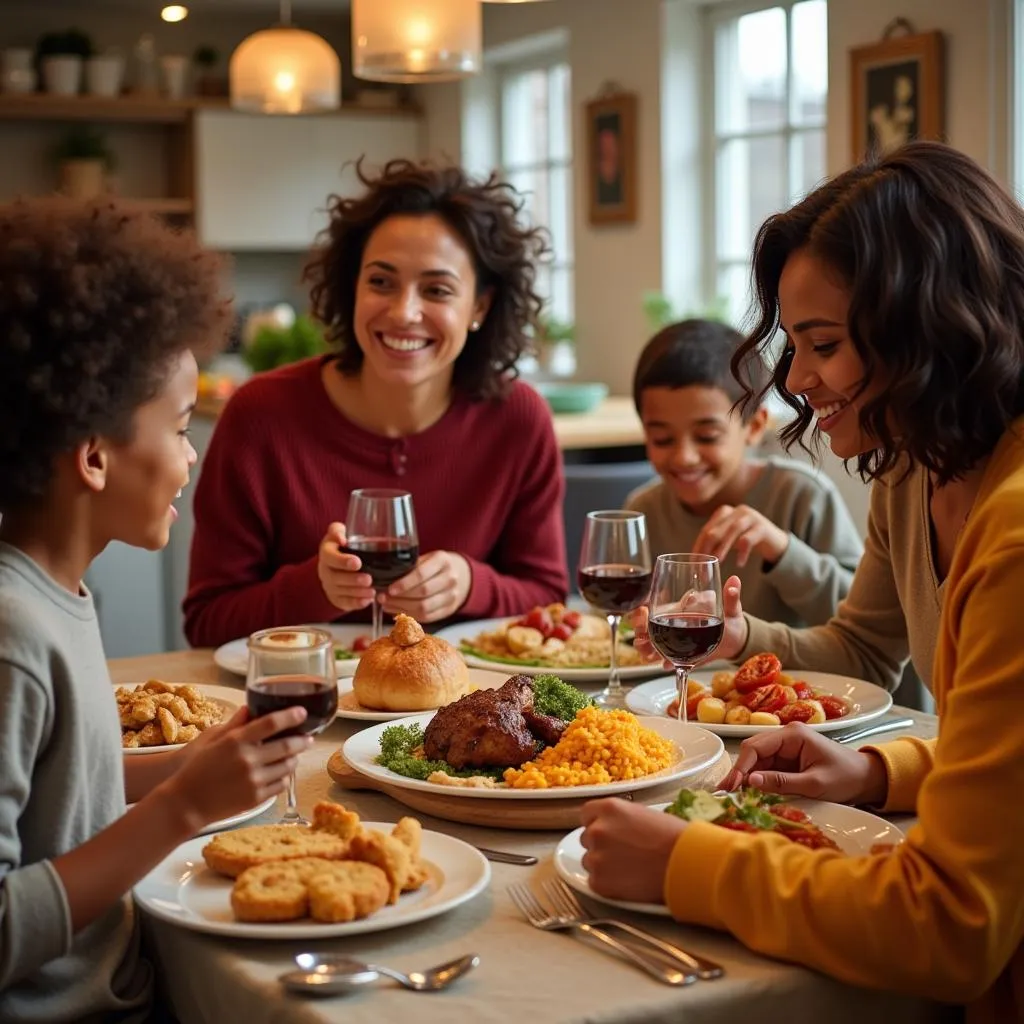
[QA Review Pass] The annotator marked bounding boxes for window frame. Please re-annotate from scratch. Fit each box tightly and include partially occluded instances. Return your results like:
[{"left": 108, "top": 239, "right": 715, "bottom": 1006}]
[
  {"left": 494, "top": 50, "right": 575, "bottom": 324},
  {"left": 701, "top": 0, "right": 828, "bottom": 322}
]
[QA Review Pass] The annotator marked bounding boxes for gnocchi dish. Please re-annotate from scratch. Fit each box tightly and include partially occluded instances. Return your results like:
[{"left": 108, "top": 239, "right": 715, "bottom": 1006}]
[{"left": 665, "top": 653, "right": 854, "bottom": 727}]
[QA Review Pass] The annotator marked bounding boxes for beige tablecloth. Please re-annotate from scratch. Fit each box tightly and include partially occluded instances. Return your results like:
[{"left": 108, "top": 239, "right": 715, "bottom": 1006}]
[{"left": 112, "top": 652, "right": 955, "bottom": 1024}]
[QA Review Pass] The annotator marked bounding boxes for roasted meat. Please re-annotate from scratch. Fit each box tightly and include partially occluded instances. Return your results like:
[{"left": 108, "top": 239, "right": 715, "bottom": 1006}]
[{"left": 423, "top": 675, "right": 562, "bottom": 770}]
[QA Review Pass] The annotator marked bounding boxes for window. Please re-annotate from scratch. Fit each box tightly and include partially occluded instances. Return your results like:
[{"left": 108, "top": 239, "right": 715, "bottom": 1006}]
[
  {"left": 706, "top": 0, "right": 828, "bottom": 327},
  {"left": 498, "top": 58, "right": 574, "bottom": 325}
]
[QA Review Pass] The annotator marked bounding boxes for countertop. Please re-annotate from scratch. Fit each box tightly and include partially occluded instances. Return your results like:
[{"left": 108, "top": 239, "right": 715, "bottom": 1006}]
[{"left": 196, "top": 393, "right": 645, "bottom": 452}]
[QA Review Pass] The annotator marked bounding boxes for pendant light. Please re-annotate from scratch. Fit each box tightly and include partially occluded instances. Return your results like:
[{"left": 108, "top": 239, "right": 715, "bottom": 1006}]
[
  {"left": 352, "top": 0, "right": 482, "bottom": 84},
  {"left": 230, "top": 0, "right": 340, "bottom": 114}
]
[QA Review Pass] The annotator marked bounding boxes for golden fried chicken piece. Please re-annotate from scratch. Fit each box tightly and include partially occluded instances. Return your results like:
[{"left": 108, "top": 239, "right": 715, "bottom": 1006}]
[
  {"left": 311, "top": 801, "right": 362, "bottom": 842},
  {"left": 347, "top": 830, "right": 412, "bottom": 904},
  {"left": 157, "top": 707, "right": 179, "bottom": 744}
]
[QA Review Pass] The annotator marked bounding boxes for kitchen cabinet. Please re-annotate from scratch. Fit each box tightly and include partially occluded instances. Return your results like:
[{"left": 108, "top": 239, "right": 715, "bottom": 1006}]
[{"left": 194, "top": 108, "right": 423, "bottom": 251}]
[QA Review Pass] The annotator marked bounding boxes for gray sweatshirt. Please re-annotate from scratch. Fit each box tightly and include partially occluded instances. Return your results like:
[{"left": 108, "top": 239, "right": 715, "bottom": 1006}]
[
  {"left": 625, "top": 457, "right": 863, "bottom": 629},
  {"left": 0, "top": 542, "right": 150, "bottom": 1023}
]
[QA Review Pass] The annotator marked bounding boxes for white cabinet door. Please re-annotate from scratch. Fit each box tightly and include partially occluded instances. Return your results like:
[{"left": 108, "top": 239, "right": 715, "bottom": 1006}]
[{"left": 195, "top": 110, "right": 423, "bottom": 251}]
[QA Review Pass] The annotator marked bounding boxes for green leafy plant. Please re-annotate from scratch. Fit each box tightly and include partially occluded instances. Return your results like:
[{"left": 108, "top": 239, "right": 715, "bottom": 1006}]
[
  {"left": 52, "top": 128, "right": 116, "bottom": 169},
  {"left": 243, "top": 314, "right": 328, "bottom": 373},
  {"left": 642, "top": 290, "right": 732, "bottom": 332},
  {"left": 193, "top": 45, "right": 220, "bottom": 69},
  {"left": 36, "top": 29, "right": 94, "bottom": 61},
  {"left": 537, "top": 315, "right": 576, "bottom": 346}
]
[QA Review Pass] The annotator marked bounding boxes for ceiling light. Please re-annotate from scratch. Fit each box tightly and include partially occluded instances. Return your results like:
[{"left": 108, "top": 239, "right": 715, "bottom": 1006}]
[
  {"left": 352, "top": 0, "right": 481, "bottom": 83},
  {"left": 161, "top": 4, "right": 189, "bottom": 21},
  {"left": 230, "top": 0, "right": 340, "bottom": 114}
]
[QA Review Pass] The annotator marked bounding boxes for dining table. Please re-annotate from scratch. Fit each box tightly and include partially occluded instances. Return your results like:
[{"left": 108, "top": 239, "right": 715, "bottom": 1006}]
[{"left": 111, "top": 648, "right": 958, "bottom": 1024}]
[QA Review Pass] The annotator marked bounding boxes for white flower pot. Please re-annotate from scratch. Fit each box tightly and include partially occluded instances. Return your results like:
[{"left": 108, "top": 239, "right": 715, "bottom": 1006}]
[
  {"left": 43, "top": 55, "right": 83, "bottom": 96},
  {"left": 160, "top": 55, "right": 188, "bottom": 99},
  {"left": 1, "top": 48, "right": 35, "bottom": 94},
  {"left": 86, "top": 54, "right": 125, "bottom": 97},
  {"left": 60, "top": 159, "right": 106, "bottom": 200}
]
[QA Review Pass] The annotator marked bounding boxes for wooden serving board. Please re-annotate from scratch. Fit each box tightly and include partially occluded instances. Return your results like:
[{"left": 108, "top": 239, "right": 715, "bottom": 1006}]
[{"left": 326, "top": 749, "right": 732, "bottom": 831}]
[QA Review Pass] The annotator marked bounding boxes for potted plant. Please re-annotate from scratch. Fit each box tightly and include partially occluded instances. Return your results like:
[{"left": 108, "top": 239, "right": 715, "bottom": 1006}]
[
  {"left": 242, "top": 314, "right": 328, "bottom": 373},
  {"left": 641, "top": 290, "right": 731, "bottom": 332},
  {"left": 192, "top": 45, "right": 224, "bottom": 97},
  {"left": 52, "top": 128, "right": 115, "bottom": 200},
  {"left": 535, "top": 315, "right": 577, "bottom": 377},
  {"left": 36, "top": 29, "right": 94, "bottom": 95}
]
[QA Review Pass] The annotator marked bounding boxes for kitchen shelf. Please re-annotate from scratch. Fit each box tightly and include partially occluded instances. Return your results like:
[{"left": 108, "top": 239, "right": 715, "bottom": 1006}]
[{"left": 0, "top": 93, "right": 228, "bottom": 123}]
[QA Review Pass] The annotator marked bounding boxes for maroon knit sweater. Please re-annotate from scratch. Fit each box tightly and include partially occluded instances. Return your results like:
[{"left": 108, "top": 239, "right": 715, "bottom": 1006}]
[{"left": 183, "top": 357, "right": 568, "bottom": 647}]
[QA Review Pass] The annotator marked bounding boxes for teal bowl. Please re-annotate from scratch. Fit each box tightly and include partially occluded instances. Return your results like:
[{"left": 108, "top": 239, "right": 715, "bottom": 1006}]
[{"left": 533, "top": 381, "right": 609, "bottom": 414}]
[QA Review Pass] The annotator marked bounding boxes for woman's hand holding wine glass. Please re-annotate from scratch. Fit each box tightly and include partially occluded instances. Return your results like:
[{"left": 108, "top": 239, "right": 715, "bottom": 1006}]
[
  {"left": 633, "top": 573, "right": 747, "bottom": 669},
  {"left": 343, "top": 489, "right": 419, "bottom": 642}
]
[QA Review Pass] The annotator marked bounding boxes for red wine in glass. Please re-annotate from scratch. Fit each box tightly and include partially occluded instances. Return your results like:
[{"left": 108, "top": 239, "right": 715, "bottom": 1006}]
[
  {"left": 647, "top": 554, "right": 725, "bottom": 722},
  {"left": 578, "top": 564, "right": 652, "bottom": 615},
  {"left": 648, "top": 613, "right": 724, "bottom": 663},
  {"left": 247, "top": 675, "right": 339, "bottom": 736},
  {"left": 577, "top": 511, "right": 652, "bottom": 708},
  {"left": 341, "top": 538, "right": 420, "bottom": 589}
]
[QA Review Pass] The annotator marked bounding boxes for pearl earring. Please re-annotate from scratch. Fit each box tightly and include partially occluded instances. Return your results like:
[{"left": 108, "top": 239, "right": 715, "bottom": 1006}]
[{"left": 470, "top": 320, "right": 481, "bottom": 331}]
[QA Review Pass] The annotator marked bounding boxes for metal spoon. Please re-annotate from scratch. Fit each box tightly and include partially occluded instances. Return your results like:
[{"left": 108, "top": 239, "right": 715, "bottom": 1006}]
[{"left": 281, "top": 953, "right": 479, "bottom": 995}]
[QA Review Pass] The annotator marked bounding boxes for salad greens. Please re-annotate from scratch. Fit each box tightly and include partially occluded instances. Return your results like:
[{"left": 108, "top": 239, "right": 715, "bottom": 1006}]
[
  {"left": 665, "top": 788, "right": 785, "bottom": 831},
  {"left": 376, "top": 723, "right": 505, "bottom": 782},
  {"left": 334, "top": 646, "right": 354, "bottom": 660}
]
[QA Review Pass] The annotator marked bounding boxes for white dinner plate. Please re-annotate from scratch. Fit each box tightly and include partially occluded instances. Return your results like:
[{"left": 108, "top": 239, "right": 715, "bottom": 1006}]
[
  {"left": 624, "top": 670, "right": 894, "bottom": 738},
  {"left": 115, "top": 683, "right": 242, "bottom": 755},
  {"left": 335, "top": 667, "right": 510, "bottom": 721},
  {"left": 127, "top": 796, "right": 277, "bottom": 837},
  {"left": 433, "top": 617, "right": 665, "bottom": 683},
  {"left": 213, "top": 623, "right": 370, "bottom": 678},
  {"left": 554, "top": 799, "right": 904, "bottom": 916},
  {"left": 342, "top": 712, "right": 724, "bottom": 800},
  {"left": 133, "top": 824, "right": 491, "bottom": 939}
]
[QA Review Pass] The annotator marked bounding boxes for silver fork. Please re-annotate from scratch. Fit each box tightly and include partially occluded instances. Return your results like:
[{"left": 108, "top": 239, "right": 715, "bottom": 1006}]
[
  {"left": 546, "top": 880, "right": 725, "bottom": 980},
  {"left": 507, "top": 883, "right": 696, "bottom": 986}
]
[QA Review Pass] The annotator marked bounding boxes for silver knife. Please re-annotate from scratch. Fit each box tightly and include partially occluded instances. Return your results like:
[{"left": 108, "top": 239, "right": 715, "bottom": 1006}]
[
  {"left": 833, "top": 716, "right": 915, "bottom": 745},
  {"left": 477, "top": 847, "right": 537, "bottom": 865}
]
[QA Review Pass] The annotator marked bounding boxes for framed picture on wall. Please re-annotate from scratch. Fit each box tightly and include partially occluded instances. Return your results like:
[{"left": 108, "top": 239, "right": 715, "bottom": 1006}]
[
  {"left": 585, "top": 90, "right": 637, "bottom": 225},
  {"left": 849, "top": 29, "right": 944, "bottom": 161}
]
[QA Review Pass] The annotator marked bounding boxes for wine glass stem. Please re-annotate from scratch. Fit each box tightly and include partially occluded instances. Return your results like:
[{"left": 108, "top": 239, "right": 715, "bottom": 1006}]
[
  {"left": 675, "top": 666, "right": 690, "bottom": 722},
  {"left": 605, "top": 614, "right": 621, "bottom": 701},
  {"left": 371, "top": 591, "right": 384, "bottom": 641},
  {"left": 281, "top": 768, "right": 301, "bottom": 823}
]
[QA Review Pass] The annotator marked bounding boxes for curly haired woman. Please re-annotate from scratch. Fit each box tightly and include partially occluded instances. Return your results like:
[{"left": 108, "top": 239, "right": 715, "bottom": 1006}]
[
  {"left": 581, "top": 142, "right": 1024, "bottom": 1021},
  {"left": 184, "top": 160, "right": 568, "bottom": 648}
]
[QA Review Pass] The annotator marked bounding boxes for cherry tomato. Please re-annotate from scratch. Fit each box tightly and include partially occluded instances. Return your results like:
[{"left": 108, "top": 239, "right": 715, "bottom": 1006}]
[
  {"left": 777, "top": 699, "right": 825, "bottom": 725},
  {"left": 561, "top": 610, "right": 582, "bottom": 630},
  {"left": 792, "top": 681, "right": 814, "bottom": 701},
  {"left": 352, "top": 635, "right": 371, "bottom": 653},
  {"left": 817, "top": 694, "right": 852, "bottom": 720},
  {"left": 550, "top": 623, "right": 574, "bottom": 641},
  {"left": 771, "top": 805, "right": 810, "bottom": 824},
  {"left": 732, "top": 653, "right": 782, "bottom": 694},
  {"left": 524, "top": 606, "right": 554, "bottom": 637},
  {"left": 740, "top": 683, "right": 789, "bottom": 714},
  {"left": 718, "top": 820, "right": 759, "bottom": 834}
]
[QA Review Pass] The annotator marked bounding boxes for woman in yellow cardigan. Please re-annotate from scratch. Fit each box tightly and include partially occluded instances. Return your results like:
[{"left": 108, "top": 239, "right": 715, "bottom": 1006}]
[{"left": 580, "top": 141, "right": 1024, "bottom": 1023}]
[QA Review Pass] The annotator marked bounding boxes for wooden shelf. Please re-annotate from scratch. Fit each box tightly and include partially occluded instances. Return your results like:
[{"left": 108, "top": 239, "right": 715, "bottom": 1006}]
[
  {"left": 0, "top": 93, "right": 229, "bottom": 123},
  {"left": 0, "top": 92, "right": 421, "bottom": 124}
]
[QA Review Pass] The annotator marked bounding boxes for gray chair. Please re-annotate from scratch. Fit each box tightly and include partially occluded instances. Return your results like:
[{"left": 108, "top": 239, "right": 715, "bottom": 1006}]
[{"left": 562, "top": 459, "right": 656, "bottom": 589}]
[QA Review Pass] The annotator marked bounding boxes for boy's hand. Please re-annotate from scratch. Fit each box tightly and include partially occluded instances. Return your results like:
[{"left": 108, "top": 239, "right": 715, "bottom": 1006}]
[
  {"left": 693, "top": 504, "right": 790, "bottom": 568},
  {"left": 159, "top": 707, "right": 311, "bottom": 832}
]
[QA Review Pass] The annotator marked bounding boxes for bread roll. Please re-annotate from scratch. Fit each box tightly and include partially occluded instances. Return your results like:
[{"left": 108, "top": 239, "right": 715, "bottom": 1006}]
[{"left": 352, "top": 614, "right": 470, "bottom": 711}]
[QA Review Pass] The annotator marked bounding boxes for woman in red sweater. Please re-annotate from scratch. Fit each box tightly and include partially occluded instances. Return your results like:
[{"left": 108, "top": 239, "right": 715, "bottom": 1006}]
[{"left": 184, "top": 161, "right": 568, "bottom": 648}]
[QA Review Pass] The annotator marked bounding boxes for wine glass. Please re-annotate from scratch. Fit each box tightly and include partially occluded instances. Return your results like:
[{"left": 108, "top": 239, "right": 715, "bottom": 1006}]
[
  {"left": 577, "top": 510, "right": 652, "bottom": 708},
  {"left": 345, "top": 489, "right": 419, "bottom": 642},
  {"left": 246, "top": 626, "right": 339, "bottom": 824},
  {"left": 647, "top": 554, "right": 724, "bottom": 722}
]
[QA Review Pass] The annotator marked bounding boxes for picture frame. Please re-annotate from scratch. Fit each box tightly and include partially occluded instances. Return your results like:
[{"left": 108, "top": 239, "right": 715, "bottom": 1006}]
[
  {"left": 585, "top": 91, "right": 637, "bottom": 226},
  {"left": 849, "top": 30, "right": 944, "bottom": 161}
]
